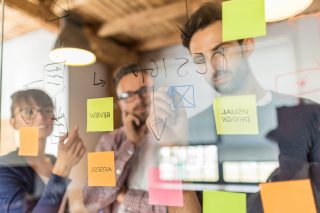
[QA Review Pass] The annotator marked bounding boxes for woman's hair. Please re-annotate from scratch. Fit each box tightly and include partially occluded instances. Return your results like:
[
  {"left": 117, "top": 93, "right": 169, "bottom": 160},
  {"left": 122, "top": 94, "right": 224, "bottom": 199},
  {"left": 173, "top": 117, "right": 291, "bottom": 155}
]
[{"left": 10, "top": 89, "right": 54, "bottom": 118}]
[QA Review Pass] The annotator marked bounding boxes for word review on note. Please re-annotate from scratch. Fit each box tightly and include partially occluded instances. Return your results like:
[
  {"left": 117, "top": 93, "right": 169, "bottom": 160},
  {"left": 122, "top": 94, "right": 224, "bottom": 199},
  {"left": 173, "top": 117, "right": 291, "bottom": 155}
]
[
  {"left": 87, "top": 152, "right": 116, "bottom": 186},
  {"left": 213, "top": 95, "right": 259, "bottom": 135},
  {"left": 87, "top": 97, "right": 114, "bottom": 132},
  {"left": 19, "top": 127, "right": 39, "bottom": 156},
  {"left": 222, "top": 0, "right": 266, "bottom": 42}
]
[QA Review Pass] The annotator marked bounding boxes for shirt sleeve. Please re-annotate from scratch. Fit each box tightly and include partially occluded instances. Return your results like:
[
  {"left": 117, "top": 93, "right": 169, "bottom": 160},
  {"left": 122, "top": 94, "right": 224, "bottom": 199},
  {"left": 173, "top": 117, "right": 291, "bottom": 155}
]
[
  {"left": 309, "top": 105, "right": 320, "bottom": 162},
  {"left": 0, "top": 166, "right": 70, "bottom": 213},
  {"left": 83, "top": 133, "right": 136, "bottom": 212},
  {"left": 123, "top": 189, "right": 167, "bottom": 213},
  {"left": 309, "top": 106, "right": 320, "bottom": 210}
]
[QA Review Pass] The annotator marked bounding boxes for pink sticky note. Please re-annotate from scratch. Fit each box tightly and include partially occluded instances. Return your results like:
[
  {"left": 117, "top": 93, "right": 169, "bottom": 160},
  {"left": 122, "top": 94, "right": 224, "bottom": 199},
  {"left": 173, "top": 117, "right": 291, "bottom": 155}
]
[{"left": 148, "top": 167, "right": 183, "bottom": 206}]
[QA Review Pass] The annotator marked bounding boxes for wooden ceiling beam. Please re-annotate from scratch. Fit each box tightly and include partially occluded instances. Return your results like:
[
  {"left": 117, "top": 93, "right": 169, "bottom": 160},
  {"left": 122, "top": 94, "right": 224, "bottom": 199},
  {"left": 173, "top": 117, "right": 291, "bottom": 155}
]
[
  {"left": 134, "top": 31, "right": 182, "bottom": 52},
  {"left": 4, "top": 0, "right": 139, "bottom": 67},
  {"left": 98, "top": 0, "right": 208, "bottom": 37},
  {"left": 84, "top": 28, "right": 139, "bottom": 67},
  {"left": 5, "top": 0, "right": 58, "bottom": 32},
  {"left": 301, "top": 0, "right": 320, "bottom": 15},
  {"left": 52, "top": 0, "right": 89, "bottom": 16},
  {"left": 39, "top": 0, "right": 56, "bottom": 9}
]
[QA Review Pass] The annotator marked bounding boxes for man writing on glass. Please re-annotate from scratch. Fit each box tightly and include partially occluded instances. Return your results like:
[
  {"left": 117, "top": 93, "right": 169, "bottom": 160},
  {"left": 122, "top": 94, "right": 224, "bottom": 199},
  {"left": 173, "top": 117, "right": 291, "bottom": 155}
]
[{"left": 181, "top": 2, "right": 320, "bottom": 212}]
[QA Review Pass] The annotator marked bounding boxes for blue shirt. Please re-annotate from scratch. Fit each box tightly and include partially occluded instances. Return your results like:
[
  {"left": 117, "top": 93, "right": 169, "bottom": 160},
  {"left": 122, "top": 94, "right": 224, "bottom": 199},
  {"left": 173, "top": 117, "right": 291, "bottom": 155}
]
[{"left": 0, "top": 150, "right": 70, "bottom": 213}]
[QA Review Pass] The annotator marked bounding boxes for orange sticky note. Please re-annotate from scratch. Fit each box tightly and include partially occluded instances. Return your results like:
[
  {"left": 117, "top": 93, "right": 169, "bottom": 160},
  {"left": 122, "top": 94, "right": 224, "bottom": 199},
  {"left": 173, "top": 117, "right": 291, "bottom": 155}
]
[
  {"left": 88, "top": 152, "right": 116, "bottom": 186},
  {"left": 260, "top": 179, "right": 317, "bottom": 213},
  {"left": 19, "top": 127, "right": 39, "bottom": 156}
]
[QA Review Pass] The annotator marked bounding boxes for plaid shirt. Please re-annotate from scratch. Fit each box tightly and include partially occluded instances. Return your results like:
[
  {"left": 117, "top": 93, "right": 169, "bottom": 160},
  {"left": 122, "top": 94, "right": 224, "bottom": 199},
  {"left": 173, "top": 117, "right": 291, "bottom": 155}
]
[{"left": 84, "top": 127, "right": 167, "bottom": 213}]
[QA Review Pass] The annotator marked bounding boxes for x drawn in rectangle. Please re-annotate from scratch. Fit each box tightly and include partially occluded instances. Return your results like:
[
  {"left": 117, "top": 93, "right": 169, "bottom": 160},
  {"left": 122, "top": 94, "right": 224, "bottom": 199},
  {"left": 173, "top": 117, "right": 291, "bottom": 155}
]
[{"left": 169, "top": 85, "right": 195, "bottom": 109}]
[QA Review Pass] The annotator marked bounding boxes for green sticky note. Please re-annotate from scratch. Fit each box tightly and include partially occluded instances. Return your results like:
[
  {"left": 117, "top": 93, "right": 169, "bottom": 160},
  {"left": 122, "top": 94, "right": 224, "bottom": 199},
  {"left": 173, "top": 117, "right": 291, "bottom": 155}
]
[
  {"left": 213, "top": 95, "right": 259, "bottom": 135},
  {"left": 222, "top": 0, "right": 266, "bottom": 41},
  {"left": 203, "top": 191, "right": 246, "bottom": 213},
  {"left": 87, "top": 97, "right": 114, "bottom": 132}
]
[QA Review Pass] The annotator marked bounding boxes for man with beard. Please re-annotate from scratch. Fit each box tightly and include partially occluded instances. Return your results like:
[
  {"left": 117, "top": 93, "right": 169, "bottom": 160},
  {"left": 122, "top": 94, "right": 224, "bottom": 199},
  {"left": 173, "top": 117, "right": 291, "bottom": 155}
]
[
  {"left": 83, "top": 64, "right": 166, "bottom": 213},
  {"left": 181, "top": 2, "right": 320, "bottom": 212}
]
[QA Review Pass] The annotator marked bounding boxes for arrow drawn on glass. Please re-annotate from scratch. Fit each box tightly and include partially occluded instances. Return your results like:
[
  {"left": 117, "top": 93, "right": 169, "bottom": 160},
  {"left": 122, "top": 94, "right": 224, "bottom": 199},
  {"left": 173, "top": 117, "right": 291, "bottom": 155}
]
[
  {"left": 177, "top": 0, "right": 191, "bottom": 39},
  {"left": 46, "top": 74, "right": 63, "bottom": 79},
  {"left": 147, "top": 86, "right": 167, "bottom": 141},
  {"left": 46, "top": 0, "right": 71, "bottom": 22},
  {"left": 47, "top": 82, "right": 60, "bottom": 86},
  {"left": 297, "top": 75, "right": 308, "bottom": 88},
  {"left": 51, "top": 106, "right": 69, "bottom": 144},
  {"left": 23, "top": 80, "right": 44, "bottom": 88},
  {"left": 43, "top": 61, "right": 65, "bottom": 72},
  {"left": 93, "top": 72, "right": 106, "bottom": 87}
]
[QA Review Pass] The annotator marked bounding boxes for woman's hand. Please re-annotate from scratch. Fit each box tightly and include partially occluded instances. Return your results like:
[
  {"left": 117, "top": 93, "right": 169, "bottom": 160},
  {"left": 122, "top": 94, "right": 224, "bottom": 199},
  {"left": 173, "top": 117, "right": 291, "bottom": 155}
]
[{"left": 52, "top": 126, "right": 86, "bottom": 177}]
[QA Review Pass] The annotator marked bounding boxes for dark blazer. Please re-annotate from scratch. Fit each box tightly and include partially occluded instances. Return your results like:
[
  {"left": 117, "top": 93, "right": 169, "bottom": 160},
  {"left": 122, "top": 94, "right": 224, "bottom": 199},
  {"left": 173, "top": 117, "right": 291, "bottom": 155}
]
[{"left": 0, "top": 150, "right": 70, "bottom": 213}]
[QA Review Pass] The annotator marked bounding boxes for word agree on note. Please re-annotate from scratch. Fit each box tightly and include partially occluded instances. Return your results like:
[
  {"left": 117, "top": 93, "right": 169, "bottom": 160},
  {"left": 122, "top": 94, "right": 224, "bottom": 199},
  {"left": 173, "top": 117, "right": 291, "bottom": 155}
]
[{"left": 88, "top": 152, "right": 116, "bottom": 186}]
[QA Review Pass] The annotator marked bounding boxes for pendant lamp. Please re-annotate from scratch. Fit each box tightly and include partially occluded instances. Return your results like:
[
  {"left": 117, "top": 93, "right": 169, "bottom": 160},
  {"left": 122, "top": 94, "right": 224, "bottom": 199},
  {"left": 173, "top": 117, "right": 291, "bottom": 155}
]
[
  {"left": 49, "top": 13, "right": 96, "bottom": 66},
  {"left": 265, "top": 0, "right": 314, "bottom": 22}
]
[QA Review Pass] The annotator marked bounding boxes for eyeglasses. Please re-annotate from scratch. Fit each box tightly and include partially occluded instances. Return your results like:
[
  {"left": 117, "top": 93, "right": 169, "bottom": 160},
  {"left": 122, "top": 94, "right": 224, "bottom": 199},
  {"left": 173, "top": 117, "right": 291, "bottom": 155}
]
[
  {"left": 118, "top": 86, "right": 151, "bottom": 102},
  {"left": 14, "top": 107, "right": 54, "bottom": 124}
]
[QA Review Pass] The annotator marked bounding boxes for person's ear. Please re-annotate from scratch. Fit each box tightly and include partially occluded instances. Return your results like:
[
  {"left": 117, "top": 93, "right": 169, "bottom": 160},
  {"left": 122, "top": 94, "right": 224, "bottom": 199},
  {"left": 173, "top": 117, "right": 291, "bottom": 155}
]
[
  {"left": 117, "top": 100, "right": 125, "bottom": 112},
  {"left": 10, "top": 118, "right": 17, "bottom": 129},
  {"left": 241, "top": 38, "right": 255, "bottom": 57}
]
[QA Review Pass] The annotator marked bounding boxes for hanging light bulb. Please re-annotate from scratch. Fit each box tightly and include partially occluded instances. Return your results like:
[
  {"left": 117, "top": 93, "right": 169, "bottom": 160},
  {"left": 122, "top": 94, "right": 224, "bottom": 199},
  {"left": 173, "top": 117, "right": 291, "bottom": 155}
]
[
  {"left": 265, "top": 0, "right": 314, "bottom": 22},
  {"left": 49, "top": 13, "right": 96, "bottom": 66}
]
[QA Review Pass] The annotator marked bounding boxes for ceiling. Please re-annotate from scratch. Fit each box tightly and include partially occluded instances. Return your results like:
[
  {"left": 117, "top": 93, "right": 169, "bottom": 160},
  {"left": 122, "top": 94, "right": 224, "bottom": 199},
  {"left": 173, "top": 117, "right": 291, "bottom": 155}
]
[{"left": 3, "top": 0, "right": 320, "bottom": 68}]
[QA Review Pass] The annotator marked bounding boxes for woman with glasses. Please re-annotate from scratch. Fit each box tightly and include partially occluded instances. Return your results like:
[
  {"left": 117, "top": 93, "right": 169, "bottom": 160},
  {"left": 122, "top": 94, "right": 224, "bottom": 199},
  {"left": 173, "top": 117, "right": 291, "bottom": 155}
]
[{"left": 0, "top": 89, "right": 86, "bottom": 212}]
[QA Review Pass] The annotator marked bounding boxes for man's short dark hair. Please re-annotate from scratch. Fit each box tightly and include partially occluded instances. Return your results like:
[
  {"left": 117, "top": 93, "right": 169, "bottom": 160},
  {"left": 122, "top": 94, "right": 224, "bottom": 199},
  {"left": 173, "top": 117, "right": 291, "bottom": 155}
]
[
  {"left": 113, "top": 63, "right": 147, "bottom": 88},
  {"left": 181, "top": 2, "right": 222, "bottom": 49}
]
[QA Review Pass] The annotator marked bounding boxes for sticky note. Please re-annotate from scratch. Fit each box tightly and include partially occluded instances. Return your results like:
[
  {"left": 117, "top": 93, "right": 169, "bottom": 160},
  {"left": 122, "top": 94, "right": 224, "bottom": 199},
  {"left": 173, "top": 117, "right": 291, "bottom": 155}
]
[
  {"left": 19, "top": 127, "right": 39, "bottom": 156},
  {"left": 88, "top": 152, "right": 116, "bottom": 186},
  {"left": 148, "top": 167, "right": 183, "bottom": 206},
  {"left": 260, "top": 179, "right": 317, "bottom": 213},
  {"left": 203, "top": 191, "right": 246, "bottom": 213},
  {"left": 87, "top": 97, "right": 113, "bottom": 132},
  {"left": 222, "top": 0, "right": 266, "bottom": 42},
  {"left": 213, "top": 95, "right": 259, "bottom": 135}
]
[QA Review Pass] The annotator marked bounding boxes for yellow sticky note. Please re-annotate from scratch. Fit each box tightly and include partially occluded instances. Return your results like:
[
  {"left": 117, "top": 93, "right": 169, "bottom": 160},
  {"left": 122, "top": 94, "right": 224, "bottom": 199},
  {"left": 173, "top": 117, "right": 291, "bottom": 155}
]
[
  {"left": 203, "top": 191, "right": 246, "bottom": 213},
  {"left": 222, "top": 0, "right": 266, "bottom": 42},
  {"left": 260, "top": 179, "right": 317, "bottom": 213},
  {"left": 19, "top": 127, "right": 39, "bottom": 156},
  {"left": 213, "top": 95, "right": 259, "bottom": 135},
  {"left": 87, "top": 97, "right": 114, "bottom": 132},
  {"left": 88, "top": 152, "right": 116, "bottom": 186}
]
